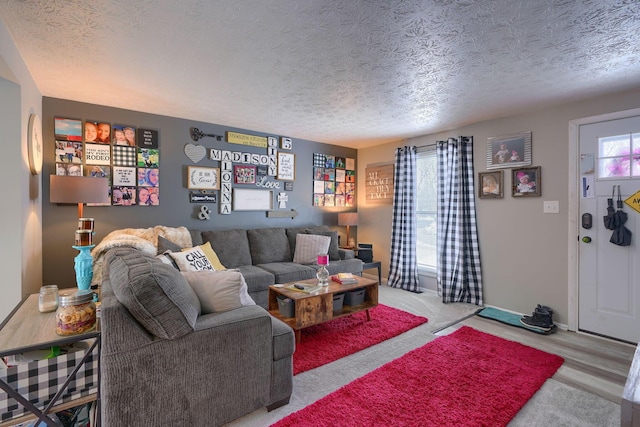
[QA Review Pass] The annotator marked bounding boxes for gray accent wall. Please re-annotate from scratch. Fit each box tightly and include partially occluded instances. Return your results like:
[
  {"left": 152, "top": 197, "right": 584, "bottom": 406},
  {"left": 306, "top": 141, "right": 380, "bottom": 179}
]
[{"left": 42, "top": 97, "right": 357, "bottom": 288}]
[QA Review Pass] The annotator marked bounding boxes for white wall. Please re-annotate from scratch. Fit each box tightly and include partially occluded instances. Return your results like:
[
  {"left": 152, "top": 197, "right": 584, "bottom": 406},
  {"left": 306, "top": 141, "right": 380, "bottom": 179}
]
[
  {"left": 0, "top": 18, "right": 42, "bottom": 321},
  {"left": 357, "top": 88, "right": 640, "bottom": 325}
]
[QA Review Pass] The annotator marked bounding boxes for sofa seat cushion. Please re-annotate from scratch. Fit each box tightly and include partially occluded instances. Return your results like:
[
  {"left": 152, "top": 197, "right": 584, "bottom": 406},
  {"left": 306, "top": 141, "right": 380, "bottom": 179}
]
[
  {"left": 236, "top": 265, "right": 275, "bottom": 294},
  {"left": 325, "top": 259, "right": 364, "bottom": 276},
  {"left": 247, "top": 228, "right": 292, "bottom": 264},
  {"left": 202, "top": 229, "right": 252, "bottom": 268},
  {"left": 256, "top": 262, "right": 317, "bottom": 284},
  {"left": 106, "top": 247, "right": 201, "bottom": 340}
]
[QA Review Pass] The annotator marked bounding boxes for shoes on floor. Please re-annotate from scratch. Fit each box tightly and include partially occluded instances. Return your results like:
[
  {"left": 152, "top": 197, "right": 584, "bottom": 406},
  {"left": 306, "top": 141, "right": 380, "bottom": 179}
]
[{"left": 520, "top": 303, "right": 554, "bottom": 331}]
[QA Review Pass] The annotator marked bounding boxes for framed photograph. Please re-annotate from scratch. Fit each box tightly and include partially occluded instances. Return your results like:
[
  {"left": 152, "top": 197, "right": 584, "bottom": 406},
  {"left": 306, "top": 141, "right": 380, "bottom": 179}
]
[
  {"left": 188, "top": 166, "right": 220, "bottom": 190},
  {"left": 486, "top": 131, "right": 532, "bottom": 169},
  {"left": 478, "top": 171, "right": 503, "bottom": 199},
  {"left": 234, "top": 165, "right": 257, "bottom": 184},
  {"left": 277, "top": 152, "right": 295, "bottom": 181},
  {"left": 512, "top": 166, "right": 541, "bottom": 197}
]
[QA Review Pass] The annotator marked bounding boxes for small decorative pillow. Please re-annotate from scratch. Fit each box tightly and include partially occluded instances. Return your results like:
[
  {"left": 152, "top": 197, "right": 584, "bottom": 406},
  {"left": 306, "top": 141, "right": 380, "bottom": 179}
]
[
  {"left": 293, "top": 233, "right": 331, "bottom": 264},
  {"left": 156, "top": 251, "right": 179, "bottom": 269},
  {"left": 181, "top": 270, "right": 256, "bottom": 313},
  {"left": 169, "top": 246, "right": 215, "bottom": 272},
  {"left": 195, "top": 242, "right": 226, "bottom": 271}
]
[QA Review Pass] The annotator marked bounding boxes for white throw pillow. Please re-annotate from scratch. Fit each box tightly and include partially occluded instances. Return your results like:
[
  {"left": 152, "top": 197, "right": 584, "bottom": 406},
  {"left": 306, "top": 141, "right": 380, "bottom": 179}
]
[
  {"left": 169, "top": 246, "right": 215, "bottom": 272},
  {"left": 293, "top": 234, "right": 331, "bottom": 264},
  {"left": 181, "top": 270, "right": 255, "bottom": 313}
]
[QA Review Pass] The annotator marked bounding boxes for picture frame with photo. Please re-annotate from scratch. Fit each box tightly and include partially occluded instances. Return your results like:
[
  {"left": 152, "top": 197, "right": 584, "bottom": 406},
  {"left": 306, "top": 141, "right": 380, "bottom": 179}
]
[
  {"left": 486, "top": 131, "right": 532, "bottom": 169},
  {"left": 478, "top": 171, "right": 503, "bottom": 199},
  {"left": 234, "top": 165, "right": 257, "bottom": 184},
  {"left": 512, "top": 166, "right": 541, "bottom": 197}
]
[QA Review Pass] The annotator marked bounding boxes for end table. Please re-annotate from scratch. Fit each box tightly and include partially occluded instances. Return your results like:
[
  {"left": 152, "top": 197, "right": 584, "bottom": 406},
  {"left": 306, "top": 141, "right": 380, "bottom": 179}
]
[{"left": 360, "top": 261, "right": 382, "bottom": 285}]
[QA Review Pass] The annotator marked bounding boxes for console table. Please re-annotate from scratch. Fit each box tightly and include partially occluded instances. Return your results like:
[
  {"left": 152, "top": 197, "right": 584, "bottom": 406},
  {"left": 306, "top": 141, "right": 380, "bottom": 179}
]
[{"left": 0, "top": 294, "right": 100, "bottom": 427}]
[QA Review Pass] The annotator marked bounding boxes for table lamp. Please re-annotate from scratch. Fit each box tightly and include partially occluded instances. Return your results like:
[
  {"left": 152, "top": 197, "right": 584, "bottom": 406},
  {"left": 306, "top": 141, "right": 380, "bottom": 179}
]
[
  {"left": 338, "top": 212, "right": 358, "bottom": 248},
  {"left": 50, "top": 175, "right": 110, "bottom": 290}
]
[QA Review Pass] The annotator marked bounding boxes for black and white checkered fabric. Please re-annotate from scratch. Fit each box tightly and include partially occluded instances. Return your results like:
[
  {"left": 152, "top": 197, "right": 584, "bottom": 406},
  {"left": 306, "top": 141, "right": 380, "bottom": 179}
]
[
  {"left": 112, "top": 145, "right": 137, "bottom": 166},
  {"left": 0, "top": 345, "right": 98, "bottom": 422},
  {"left": 388, "top": 146, "right": 420, "bottom": 292},
  {"left": 436, "top": 137, "right": 484, "bottom": 305}
]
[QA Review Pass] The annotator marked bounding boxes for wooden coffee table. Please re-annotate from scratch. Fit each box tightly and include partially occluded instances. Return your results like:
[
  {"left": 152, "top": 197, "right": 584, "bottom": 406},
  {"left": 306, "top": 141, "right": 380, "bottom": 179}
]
[{"left": 268, "top": 276, "right": 378, "bottom": 342}]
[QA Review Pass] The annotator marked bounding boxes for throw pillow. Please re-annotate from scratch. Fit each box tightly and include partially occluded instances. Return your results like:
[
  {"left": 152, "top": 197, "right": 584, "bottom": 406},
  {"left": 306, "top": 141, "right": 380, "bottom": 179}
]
[
  {"left": 169, "top": 246, "right": 215, "bottom": 272},
  {"left": 181, "top": 270, "right": 256, "bottom": 314},
  {"left": 156, "top": 251, "right": 179, "bottom": 269},
  {"left": 157, "top": 235, "right": 183, "bottom": 254},
  {"left": 192, "top": 242, "right": 226, "bottom": 271},
  {"left": 293, "top": 234, "right": 331, "bottom": 264},
  {"left": 305, "top": 228, "right": 340, "bottom": 260}
]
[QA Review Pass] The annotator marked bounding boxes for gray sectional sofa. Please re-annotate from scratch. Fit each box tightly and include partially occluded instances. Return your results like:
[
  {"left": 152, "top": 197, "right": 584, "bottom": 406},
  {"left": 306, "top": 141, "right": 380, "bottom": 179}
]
[
  {"left": 99, "top": 225, "right": 363, "bottom": 426},
  {"left": 185, "top": 225, "right": 364, "bottom": 308}
]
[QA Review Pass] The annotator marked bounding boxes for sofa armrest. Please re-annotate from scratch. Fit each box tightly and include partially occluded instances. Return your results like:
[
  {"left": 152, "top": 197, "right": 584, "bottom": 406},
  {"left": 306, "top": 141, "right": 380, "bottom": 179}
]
[
  {"left": 194, "top": 305, "right": 271, "bottom": 331},
  {"left": 339, "top": 248, "right": 355, "bottom": 260}
]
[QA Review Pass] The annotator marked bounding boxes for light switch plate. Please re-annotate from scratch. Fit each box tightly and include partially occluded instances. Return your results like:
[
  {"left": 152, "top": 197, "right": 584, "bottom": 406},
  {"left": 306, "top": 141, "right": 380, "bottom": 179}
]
[{"left": 543, "top": 200, "right": 559, "bottom": 214}]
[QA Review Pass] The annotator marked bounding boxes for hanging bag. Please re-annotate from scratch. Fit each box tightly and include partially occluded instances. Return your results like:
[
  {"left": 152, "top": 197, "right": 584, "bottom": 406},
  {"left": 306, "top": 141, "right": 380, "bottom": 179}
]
[{"left": 610, "top": 185, "right": 632, "bottom": 246}]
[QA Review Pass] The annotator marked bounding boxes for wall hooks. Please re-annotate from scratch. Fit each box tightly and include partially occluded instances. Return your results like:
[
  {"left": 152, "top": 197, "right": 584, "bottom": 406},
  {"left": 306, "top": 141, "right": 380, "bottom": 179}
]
[{"left": 190, "top": 127, "right": 223, "bottom": 142}]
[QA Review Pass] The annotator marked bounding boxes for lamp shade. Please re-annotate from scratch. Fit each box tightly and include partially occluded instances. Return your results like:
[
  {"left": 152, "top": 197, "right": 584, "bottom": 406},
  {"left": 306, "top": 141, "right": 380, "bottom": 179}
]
[
  {"left": 338, "top": 212, "right": 359, "bottom": 227},
  {"left": 50, "top": 175, "right": 110, "bottom": 205}
]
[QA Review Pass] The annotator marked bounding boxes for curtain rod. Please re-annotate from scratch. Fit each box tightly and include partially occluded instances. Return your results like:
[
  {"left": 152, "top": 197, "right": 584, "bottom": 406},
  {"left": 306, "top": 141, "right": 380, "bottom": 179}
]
[{"left": 415, "top": 136, "right": 473, "bottom": 149}]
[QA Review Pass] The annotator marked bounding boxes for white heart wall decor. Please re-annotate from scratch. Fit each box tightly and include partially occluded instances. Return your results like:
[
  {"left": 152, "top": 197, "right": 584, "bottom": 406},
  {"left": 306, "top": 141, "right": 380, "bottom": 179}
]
[{"left": 184, "top": 143, "right": 206, "bottom": 163}]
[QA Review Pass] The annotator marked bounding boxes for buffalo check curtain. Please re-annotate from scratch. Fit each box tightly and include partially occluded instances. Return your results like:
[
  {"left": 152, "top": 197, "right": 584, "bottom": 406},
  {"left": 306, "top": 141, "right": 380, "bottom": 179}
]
[
  {"left": 436, "top": 137, "right": 484, "bottom": 305},
  {"left": 388, "top": 146, "right": 420, "bottom": 292}
]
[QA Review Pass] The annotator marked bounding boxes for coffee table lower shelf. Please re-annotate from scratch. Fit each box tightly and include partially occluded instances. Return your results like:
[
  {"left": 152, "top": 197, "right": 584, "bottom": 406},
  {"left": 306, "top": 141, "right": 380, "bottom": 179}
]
[{"left": 268, "top": 277, "right": 378, "bottom": 343}]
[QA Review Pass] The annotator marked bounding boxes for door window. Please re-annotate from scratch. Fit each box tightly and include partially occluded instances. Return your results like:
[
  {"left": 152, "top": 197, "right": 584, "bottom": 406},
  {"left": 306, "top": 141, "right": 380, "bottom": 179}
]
[{"left": 597, "top": 132, "right": 640, "bottom": 178}]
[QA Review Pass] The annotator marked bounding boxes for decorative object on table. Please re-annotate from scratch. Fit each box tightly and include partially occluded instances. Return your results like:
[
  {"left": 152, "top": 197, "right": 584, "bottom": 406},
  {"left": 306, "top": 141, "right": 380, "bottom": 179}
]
[
  {"left": 511, "top": 166, "right": 541, "bottom": 197},
  {"left": 50, "top": 175, "right": 110, "bottom": 289},
  {"left": 356, "top": 243, "right": 373, "bottom": 263},
  {"left": 331, "top": 272, "right": 358, "bottom": 285},
  {"left": 316, "top": 254, "right": 330, "bottom": 286},
  {"left": 56, "top": 289, "right": 97, "bottom": 336},
  {"left": 38, "top": 285, "right": 59, "bottom": 313},
  {"left": 338, "top": 212, "right": 358, "bottom": 248},
  {"left": 486, "top": 131, "right": 532, "bottom": 169}
]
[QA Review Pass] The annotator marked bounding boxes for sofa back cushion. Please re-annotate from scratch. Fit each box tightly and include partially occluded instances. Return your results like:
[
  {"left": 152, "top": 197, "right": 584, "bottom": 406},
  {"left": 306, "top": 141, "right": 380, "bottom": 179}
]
[
  {"left": 201, "top": 229, "right": 252, "bottom": 268},
  {"left": 247, "top": 228, "right": 292, "bottom": 264},
  {"left": 106, "top": 247, "right": 201, "bottom": 339}
]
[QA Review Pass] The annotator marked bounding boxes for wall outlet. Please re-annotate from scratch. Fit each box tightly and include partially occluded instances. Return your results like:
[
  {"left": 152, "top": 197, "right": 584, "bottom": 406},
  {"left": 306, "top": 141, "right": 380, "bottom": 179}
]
[{"left": 543, "top": 200, "right": 559, "bottom": 214}]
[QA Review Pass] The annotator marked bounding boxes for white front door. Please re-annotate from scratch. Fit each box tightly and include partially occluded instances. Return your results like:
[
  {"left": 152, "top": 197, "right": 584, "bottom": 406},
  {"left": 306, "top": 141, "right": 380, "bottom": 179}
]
[{"left": 578, "top": 116, "right": 640, "bottom": 344}]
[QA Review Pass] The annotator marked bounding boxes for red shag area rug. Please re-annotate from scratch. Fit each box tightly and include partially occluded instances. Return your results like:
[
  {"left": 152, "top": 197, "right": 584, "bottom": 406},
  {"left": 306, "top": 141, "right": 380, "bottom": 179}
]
[
  {"left": 277, "top": 326, "right": 564, "bottom": 427},
  {"left": 294, "top": 304, "right": 428, "bottom": 375}
]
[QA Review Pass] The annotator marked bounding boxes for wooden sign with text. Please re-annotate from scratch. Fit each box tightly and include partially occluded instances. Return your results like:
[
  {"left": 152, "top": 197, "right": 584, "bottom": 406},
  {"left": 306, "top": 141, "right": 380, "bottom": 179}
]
[{"left": 365, "top": 164, "right": 394, "bottom": 205}]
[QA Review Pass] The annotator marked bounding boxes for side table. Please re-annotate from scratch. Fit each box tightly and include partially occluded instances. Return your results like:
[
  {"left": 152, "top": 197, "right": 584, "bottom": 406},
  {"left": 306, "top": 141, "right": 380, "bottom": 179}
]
[
  {"left": 0, "top": 294, "right": 100, "bottom": 427},
  {"left": 360, "top": 261, "right": 382, "bottom": 286}
]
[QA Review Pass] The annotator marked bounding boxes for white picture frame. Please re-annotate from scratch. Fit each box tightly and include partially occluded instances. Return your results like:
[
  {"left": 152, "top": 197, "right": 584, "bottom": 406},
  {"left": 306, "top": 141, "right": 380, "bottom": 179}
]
[
  {"left": 232, "top": 188, "right": 273, "bottom": 211},
  {"left": 187, "top": 166, "right": 220, "bottom": 190},
  {"left": 277, "top": 152, "right": 295, "bottom": 181}
]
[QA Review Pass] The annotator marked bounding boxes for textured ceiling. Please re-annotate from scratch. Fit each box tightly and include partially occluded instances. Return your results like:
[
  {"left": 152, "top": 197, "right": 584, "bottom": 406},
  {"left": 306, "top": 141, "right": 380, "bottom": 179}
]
[{"left": 1, "top": 0, "right": 640, "bottom": 148}]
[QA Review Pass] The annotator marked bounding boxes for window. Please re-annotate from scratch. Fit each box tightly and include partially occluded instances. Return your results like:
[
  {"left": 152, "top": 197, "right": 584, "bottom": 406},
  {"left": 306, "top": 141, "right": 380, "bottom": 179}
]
[
  {"left": 416, "top": 147, "right": 437, "bottom": 269},
  {"left": 598, "top": 132, "right": 640, "bottom": 178}
]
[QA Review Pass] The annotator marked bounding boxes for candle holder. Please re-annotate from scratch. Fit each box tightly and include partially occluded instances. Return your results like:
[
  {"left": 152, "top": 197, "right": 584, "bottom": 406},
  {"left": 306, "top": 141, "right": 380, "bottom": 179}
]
[{"left": 316, "top": 254, "right": 329, "bottom": 286}]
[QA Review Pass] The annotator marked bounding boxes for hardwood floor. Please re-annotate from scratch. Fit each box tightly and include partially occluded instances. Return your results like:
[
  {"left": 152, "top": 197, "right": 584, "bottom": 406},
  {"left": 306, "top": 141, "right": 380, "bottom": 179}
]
[{"left": 440, "top": 315, "right": 637, "bottom": 405}]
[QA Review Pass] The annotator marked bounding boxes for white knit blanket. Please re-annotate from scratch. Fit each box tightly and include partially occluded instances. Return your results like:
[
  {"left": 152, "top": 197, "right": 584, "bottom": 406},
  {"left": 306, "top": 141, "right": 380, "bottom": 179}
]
[{"left": 91, "top": 225, "right": 192, "bottom": 286}]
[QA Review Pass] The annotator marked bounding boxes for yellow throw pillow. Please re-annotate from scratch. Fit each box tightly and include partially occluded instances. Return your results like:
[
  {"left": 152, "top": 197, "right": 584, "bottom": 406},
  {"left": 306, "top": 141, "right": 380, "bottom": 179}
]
[{"left": 186, "top": 242, "right": 226, "bottom": 271}]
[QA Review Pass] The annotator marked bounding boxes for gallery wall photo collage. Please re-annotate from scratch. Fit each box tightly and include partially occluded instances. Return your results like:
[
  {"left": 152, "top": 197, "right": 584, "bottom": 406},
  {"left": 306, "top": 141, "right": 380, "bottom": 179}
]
[
  {"left": 54, "top": 117, "right": 160, "bottom": 206},
  {"left": 312, "top": 153, "right": 355, "bottom": 207}
]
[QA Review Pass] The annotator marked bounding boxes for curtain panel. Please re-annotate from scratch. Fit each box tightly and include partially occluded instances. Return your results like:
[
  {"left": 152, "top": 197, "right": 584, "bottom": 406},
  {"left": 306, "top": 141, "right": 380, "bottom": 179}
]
[
  {"left": 388, "top": 146, "right": 420, "bottom": 292},
  {"left": 436, "top": 137, "right": 484, "bottom": 305}
]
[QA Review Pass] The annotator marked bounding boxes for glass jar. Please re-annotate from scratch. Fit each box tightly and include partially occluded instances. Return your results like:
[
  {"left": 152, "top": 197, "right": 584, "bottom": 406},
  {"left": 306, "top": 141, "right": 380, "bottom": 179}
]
[
  {"left": 38, "top": 285, "right": 59, "bottom": 313},
  {"left": 56, "top": 289, "right": 97, "bottom": 336}
]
